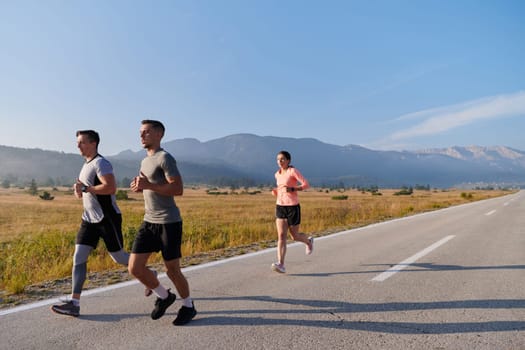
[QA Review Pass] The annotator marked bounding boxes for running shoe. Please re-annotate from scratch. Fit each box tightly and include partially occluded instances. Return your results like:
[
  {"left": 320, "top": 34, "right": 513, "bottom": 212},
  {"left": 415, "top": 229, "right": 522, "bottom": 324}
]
[
  {"left": 173, "top": 302, "right": 197, "bottom": 326},
  {"left": 306, "top": 237, "right": 314, "bottom": 255},
  {"left": 51, "top": 300, "right": 80, "bottom": 317},
  {"left": 271, "top": 262, "right": 286, "bottom": 273},
  {"left": 151, "top": 290, "right": 176, "bottom": 320},
  {"left": 145, "top": 269, "right": 158, "bottom": 297}
]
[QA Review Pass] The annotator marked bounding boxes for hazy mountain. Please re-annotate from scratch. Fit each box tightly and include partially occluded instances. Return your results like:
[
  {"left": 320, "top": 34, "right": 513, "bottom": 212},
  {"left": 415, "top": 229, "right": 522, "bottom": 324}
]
[
  {"left": 112, "top": 134, "right": 525, "bottom": 187},
  {"left": 0, "top": 145, "right": 84, "bottom": 186},
  {"left": 2, "top": 135, "right": 525, "bottom": 188}
]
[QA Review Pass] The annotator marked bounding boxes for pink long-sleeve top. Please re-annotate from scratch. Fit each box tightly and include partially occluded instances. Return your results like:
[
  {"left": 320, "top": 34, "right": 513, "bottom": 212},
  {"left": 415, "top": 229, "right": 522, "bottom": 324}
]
[{"left": 274, "top": 166, "right": 310, "bottom": 206}]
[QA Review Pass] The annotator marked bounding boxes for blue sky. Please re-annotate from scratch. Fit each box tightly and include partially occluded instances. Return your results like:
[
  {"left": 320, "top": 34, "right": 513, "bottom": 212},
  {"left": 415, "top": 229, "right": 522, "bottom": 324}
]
[{"left": 1, "top": 0, "right": 524, "bottom": 155}]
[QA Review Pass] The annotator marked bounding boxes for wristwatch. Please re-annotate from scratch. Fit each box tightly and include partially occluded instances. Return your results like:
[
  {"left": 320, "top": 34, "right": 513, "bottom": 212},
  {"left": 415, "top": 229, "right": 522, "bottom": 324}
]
[{"left": 81, "top": 185, "right": 89, "bottom": 193}]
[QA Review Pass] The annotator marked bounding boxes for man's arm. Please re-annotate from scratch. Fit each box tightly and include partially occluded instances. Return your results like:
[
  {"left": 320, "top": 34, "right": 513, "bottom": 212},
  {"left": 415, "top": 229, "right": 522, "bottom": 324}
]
[
  {"left": 153, "top": 175, "right": 183, "bottom": 196},
  {"left": 85, "top": 173, "right": 117, "bottom": 195},
  {"left": 133, "top": 172, "right": 183, "bottom": 196}
]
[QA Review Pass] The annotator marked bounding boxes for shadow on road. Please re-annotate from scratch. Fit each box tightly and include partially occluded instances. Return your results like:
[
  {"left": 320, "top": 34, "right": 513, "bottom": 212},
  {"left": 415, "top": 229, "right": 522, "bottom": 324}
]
[
  {"left": 79, "top": 313, "right": 147, "bottom": 322},
  {"left": 190, "top": 295, "right": 525, "bottom": 334},
  {"left": 288, "top": 264, "right": 525, "bottom": 277}
]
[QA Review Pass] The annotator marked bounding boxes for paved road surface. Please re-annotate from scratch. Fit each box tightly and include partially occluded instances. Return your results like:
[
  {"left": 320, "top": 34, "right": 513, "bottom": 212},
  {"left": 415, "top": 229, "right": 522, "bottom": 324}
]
[{"left": 1, "top": 191, "right": 524, "bottom": 349}]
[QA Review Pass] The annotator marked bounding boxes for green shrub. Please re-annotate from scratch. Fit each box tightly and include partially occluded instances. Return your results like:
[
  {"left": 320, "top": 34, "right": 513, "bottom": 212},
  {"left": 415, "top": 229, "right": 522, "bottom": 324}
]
[
  {"left": 461, "top": 192, "right": 473, "bottom": 199},
  {"left": 401, "top": 206, "right": 415, "bottom": 215},
  {"left": 39, "top": 191, "right": 55, "bottom": 200},
  {"left": 394, "top": 187, "right": 413, "bottom": 196},
  {"left": 331, "top": 195, "right": 348, "bottom": 200},
  {"left": 206, "top": 190, "right": 229, "bottom": 195},
  {"left": 116, "top": 190, "right": 129, "bottom": 200}
]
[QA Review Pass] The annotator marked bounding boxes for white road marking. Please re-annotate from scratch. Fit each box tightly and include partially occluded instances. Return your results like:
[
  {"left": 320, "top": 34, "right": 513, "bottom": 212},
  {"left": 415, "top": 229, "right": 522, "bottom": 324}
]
[
  {"left": 371, "top": 235, "right": 456, "bottom": 282},
  {"left": 485, "top": 210, "right": 496, "bottom": 216}
]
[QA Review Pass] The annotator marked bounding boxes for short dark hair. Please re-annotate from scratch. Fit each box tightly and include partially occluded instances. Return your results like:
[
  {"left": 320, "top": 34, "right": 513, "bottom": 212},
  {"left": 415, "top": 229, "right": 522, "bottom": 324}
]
[
  {"left": 76, "top": 130, "right": 100, "bottom": 147},
  {"left": 278, "top": 150, "right": 291, "bottom": 161},
  {"left": 141, "top": 119, "right": 165, "bottom": 136}
]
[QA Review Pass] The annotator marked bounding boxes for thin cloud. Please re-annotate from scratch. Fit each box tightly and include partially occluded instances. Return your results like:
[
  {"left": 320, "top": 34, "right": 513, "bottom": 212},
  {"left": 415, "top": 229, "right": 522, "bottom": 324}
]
[
  {"left": 390, "top": 91, "right": 525, "bottom": 140},
  {"left": 337, "top": 62, "right": 452, "bottom": 110}
]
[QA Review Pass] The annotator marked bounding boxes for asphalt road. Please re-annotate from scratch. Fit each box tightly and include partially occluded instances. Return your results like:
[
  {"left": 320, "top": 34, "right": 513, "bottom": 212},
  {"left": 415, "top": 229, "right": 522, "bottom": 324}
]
[{"left": 1, "top": 191, "right": 524, "bottom": 350}]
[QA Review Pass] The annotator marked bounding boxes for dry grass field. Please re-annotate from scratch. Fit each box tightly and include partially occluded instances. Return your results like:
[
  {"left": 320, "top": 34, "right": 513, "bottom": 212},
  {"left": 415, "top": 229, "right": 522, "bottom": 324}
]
[{"left": 0, "top": 186, "right": 513, "bottom": 294}]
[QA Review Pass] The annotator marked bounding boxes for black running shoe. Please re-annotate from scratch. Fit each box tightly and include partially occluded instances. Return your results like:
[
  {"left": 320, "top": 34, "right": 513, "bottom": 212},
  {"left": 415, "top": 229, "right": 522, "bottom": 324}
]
[
  {"left": 172, "top": 302, "right": 197, "bottom": 326},
  {"left": 151, "top": 290, "right": 176, "bottom": 320},
  {"left": 51, "top": 300, "right": 80, "bottom": 317}
]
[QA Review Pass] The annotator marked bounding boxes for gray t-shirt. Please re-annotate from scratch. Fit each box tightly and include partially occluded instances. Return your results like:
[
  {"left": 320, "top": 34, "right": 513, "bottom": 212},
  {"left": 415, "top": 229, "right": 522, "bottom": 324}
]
[{"left": 140, "top": 149, "right": 182, "bottom": 224}]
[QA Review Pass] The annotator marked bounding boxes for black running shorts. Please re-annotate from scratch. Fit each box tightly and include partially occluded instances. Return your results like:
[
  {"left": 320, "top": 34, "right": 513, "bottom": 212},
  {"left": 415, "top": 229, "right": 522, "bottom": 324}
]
[
  {"left": 275, "top": 204, "right": 301, "bottom": 226},
  {"left": 131, "top": 221, "right": 183, "bottom": 261},
  {"left": 76, "top": 214, "right": 124, "bottom": 252}
]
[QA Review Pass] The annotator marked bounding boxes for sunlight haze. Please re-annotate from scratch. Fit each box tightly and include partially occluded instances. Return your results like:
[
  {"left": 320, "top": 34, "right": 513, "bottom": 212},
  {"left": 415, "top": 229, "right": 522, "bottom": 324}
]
[{"left": 0, "top": 0, "right": 523, "bottom": 155}]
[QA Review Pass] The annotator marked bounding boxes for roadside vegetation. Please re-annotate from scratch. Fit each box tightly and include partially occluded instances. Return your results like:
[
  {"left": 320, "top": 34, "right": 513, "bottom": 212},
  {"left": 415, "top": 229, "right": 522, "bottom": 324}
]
[{"left": 0, "top": 186, "right": 514, "bottom": 296}]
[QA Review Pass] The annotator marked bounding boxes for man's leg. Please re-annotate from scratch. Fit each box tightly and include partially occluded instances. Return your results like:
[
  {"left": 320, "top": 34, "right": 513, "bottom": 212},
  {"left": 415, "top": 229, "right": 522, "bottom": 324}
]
[
  {"left": 108, "top": 249, "right": 129, "bottom": 266},
  {"left": 129, "top": 252, "right": 175, "bottom": 320},
  {"left": 51, "top": 244, "right": 91, "bottom": 317},
  {"left": 69, "top": 244, "right": 93, "bottom": 301},
  {"left": 128, "top": 253, "right": 156, "bottom": 289},
  {"left": 165, "top": 258, "right": 196, "bottom": 325},
  {"left": 165, "top": 258, "right": 189, "bottom": 299},
  {"left": 102, "top": 213, "right": 129, "bottom": 267}
]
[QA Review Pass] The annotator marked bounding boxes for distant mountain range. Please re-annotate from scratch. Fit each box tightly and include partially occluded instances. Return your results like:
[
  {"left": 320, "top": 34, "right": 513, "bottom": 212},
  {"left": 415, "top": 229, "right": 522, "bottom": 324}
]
[{"left": 1, "top": 134, "right": 524, "bottom": 188}]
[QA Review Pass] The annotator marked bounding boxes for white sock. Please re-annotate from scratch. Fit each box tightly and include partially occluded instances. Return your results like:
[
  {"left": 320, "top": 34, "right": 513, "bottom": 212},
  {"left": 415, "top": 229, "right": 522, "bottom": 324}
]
[
  {"left": 71, "top": 298, "right": 80, "bottom": 306},
  {"left": 182, "top": 297, "right": 193, "bottom": 308},
  {"left": 153, "top": 285, "right": 168, "bottom": 299}
]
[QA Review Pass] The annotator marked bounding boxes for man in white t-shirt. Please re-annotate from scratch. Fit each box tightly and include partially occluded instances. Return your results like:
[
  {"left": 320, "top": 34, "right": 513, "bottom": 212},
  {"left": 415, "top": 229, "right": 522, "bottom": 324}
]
[{"left": 51, "top": 130, "right": 130, "bottom": 317}]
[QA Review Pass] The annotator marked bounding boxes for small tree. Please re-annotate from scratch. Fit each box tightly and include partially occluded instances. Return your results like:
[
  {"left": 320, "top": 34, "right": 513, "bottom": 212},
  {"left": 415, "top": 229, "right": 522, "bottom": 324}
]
[{"left": 28, "top": 179, "right": 38, "bottom": 196}]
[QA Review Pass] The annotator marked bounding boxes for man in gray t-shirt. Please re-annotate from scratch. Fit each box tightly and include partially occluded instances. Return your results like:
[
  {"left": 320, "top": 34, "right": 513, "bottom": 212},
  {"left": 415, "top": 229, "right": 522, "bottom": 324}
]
[
  {"left": 140, "top": 150, "right": 182, "bottom": 224},
  {"left": 129, "top": 119, "right": 196, "bottom": 326}
]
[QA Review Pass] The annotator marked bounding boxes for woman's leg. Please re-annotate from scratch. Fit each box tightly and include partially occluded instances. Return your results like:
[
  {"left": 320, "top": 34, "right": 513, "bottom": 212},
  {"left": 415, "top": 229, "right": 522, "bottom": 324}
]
[
  {"left": 276, "top": 218, "right": 288, "bottom": 264},
  {"left": 288, "top": 224, "right": 309, "bottom": 244}
]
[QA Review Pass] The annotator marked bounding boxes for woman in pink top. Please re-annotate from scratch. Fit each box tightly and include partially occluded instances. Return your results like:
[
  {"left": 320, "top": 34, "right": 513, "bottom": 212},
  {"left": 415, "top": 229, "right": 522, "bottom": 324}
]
[{"left": 270, "top": 150, "right": 314, "bottom": 273}]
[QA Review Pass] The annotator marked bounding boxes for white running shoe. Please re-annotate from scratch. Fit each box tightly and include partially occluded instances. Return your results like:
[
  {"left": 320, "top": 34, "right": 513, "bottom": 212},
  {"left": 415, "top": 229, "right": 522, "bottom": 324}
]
[
  {"left": 271, "top": 262, "right": 286, "bottom": 273},
  {"left": 306, "top": 237, "right": 314, "bottom": 255}
]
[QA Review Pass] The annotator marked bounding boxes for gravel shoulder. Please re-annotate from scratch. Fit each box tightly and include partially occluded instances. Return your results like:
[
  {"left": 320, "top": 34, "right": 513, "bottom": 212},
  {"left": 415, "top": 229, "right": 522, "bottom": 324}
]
[{"left": 0, "top": 240, "right": 277, "bottom": 309}]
